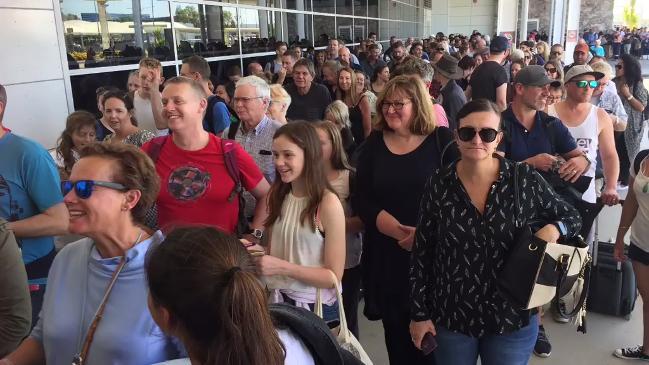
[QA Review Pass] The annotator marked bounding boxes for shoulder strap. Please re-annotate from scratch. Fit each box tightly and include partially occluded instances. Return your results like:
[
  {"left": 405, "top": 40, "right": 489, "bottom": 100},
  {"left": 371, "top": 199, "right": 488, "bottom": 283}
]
[
  {"left": 227, "top": 121, "right": 241, "bottom": 140},
  {"left": 269, "top": 303, "right": 344, "bottom": 365},
  {"left": 144, "top": 136, "right": 169, "bottom": 164},
  {"left": 434, "top": 126, "right": 456, "bottom": 166},
  {"left": 221, "top": 138, "right": 243, "bottom": 202},
  {"left": 514, "top": 162, "right": 521, "bottom": 228},
  {"left": 204, "top": 95, "right": 218, "bottom": 135},
  {"left": 634, "top": 150, "right": 649, "bottom": 176},
  {"left": 502, "top": 115, "right": 514, "bottom": 159},
  {"left": 539, "top": 112, "right": 558, "bottom": 153}
]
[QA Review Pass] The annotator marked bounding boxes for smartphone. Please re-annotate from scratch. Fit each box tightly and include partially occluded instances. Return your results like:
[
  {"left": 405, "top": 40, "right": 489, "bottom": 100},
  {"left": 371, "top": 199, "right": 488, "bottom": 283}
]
[{"left": 421, "top": 332, "right": 438, "bottom": 355}]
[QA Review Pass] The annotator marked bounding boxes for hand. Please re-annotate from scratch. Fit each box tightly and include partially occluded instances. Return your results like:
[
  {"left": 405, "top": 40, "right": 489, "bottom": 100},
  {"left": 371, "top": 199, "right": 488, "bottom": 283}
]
[
  {"left": 241, "top": 233, "right": 261, "bottom": 246},
  {"left": 409, "top": 320, "right": 436, "bottom": 350},
  {"left": 535, "top": 224, "right": 560, "bottom": 243},
  {"left": 600, "top": 187, "right": 620, "bottom": 206},
  {"left": 614, "top": 241, "right": 627, "bottom": 262},
  {"left": 397, "top": 224, "right": 416, "bottom": 251},
  {"left": 244, "top": 242, "right": 266, "bottom": 255},
  {"left": 278, "top": 66, "right": 287, "bottom": 78},
  {"left": 254, "top": 255, "right": 286, "bottom": 276},
  {"left": 619, "top": 83, "right": 631, "bottom": 99},
  {"left": 530, "top": 153, "right": 558, "bottom": 172},
  {"left": 558, "top": 155, "right": 588, "bottom": 183}
]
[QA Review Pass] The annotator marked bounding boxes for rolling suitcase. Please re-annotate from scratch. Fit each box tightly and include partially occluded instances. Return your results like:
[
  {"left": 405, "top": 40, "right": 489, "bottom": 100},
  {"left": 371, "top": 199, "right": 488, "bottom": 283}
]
[{"left": 587, "top": 214, "right": 638, "bottom": 320}]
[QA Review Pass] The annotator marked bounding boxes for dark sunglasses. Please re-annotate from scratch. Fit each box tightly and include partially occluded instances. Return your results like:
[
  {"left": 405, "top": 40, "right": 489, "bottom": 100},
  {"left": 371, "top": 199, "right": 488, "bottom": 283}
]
[
  {"left": 61, "top": 180, "right": 128, "bottom": 199},
  {"left": 615, "top": 64, "right": 623, "bottom": 70},
  {"left": 457, "top": 127, "right": 499, "bottom": 143},
  {"left": 545, "top": 67, "right": 557, "bottom": 73},
  {"left": 572, "top": 80, "right": 599, "bottom": 89}
]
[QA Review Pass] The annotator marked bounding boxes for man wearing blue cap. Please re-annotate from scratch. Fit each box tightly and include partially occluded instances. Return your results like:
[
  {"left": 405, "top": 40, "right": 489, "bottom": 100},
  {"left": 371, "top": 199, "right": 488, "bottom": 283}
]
[{"left": 465, "top": 35, "right": 510, "bottom": 110}]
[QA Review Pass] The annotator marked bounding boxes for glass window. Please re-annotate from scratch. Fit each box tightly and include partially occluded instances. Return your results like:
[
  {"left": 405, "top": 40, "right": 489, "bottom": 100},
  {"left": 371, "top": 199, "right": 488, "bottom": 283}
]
[
  {"left": 368, "top": 20, "right": 378, "bottom": 40},
  {"left": 60, "top": 0, "right": 173, "bottom": 69},
  {"left": 314, "top": 15, "right": 335, "bottom": 47},
  {"left": 368, "top": 0, "right": 379, "bottom": 18},
  {"left": 336, "top": 0, "right": 353, "bottom": 15},
  {"left": 314, "top": 0, "right": 335, "bottom": 14},
  {"left": 239, "top": 0, "right": 278, "bottom": 7},
  {"left": 209, "top": 59, "right": 243, "bottom": 85},
  {"left": 238, "top": 8, "right": 279, "bottom": 54},
  {"left": 354, "top": 18, "right": 367, "bottom": 42},
  {"left": 379, "top": 20, "right": 390, "bottom": 41},
  {"left": 175, "top": 4, "right": 240, "bottom": 58},
  {"left": 284, "top": 12, "right": 313, "bottom": 47},
  {"left": 284, "top": 0, "right": 312, "bottom": 12},
  {"left": 336, "top": 17, "right": 353, "bottom": 44},
  {"left": 354, "top": 0, "right": 367, "bottom": 18}
]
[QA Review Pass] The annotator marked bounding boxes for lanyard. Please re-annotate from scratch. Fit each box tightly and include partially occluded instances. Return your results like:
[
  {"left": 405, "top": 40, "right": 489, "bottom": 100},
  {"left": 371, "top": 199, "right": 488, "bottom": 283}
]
[{"left": 72, "top": 231, "right": 142, "bottom": 365}]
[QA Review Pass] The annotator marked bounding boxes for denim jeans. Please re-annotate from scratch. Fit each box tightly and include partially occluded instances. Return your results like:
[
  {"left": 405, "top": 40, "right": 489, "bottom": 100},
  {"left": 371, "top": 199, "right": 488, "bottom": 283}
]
[{"left": 434, "top": 315, "right": 538, "bottom": 365}]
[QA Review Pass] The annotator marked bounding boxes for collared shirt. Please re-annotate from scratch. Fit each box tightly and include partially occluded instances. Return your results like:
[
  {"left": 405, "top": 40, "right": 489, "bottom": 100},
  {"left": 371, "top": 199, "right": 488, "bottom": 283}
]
[
  {"left": 409, "top": 157, "right": 582, "bottom": 337},
  {"left": 498, "top": 107, "right": 577, "bottom": 162},
  {"left": 360, "top": 59, "right": 386, "bottom": 78},
  {"left": 592, "top": 88, "right": 628, "bottom": 122},
  {"left": 227, "top": 115, "right": 282, "bottom": 217},
  {"left": 438, "top": 79, "right": 467, "bottom": 130}
]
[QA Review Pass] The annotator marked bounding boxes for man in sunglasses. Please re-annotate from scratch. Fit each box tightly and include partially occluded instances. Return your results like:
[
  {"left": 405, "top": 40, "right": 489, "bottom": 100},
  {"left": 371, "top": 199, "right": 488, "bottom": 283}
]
[
  {"left": 0, "top": 83, "right": 69, "bottom": 327},
  {"left": 498, "top": 65, "right": 593, "bottom": 358},
  {"left": 550, "top": 65, "right": 620, "bottom": 208}
]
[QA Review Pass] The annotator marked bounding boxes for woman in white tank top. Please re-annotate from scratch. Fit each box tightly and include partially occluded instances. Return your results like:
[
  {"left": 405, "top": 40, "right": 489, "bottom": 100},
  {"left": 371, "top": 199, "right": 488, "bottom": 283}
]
[
  {"left": 252, "top": 122, "right": 346, "bottom": 323},
  {"left": 315, "top": 121, "right": 364, "bottom": 337}
]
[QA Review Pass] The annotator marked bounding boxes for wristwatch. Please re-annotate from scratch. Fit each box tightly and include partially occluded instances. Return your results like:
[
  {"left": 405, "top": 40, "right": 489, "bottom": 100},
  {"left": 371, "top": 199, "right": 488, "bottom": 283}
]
[
  {"left": 250, "top": 228, "right": 264, "bottom": 240},
  {"left": 581, "top": 152, "right": 592, "bottom": 168},
  {"left": 552, "top": 221, "right": 568, "bottom": 238},
  {"left": 627, "top": 94, "right": 634, "bottom": 101}
]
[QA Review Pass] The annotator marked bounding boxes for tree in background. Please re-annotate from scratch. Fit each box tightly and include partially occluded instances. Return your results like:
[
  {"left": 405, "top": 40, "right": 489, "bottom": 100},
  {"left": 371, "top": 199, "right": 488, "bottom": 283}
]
[
  {"left": 175, "top": 6, "right": 200, "bottom": 28},
  {"left": 623, "top": 0, "right": 639, "bottom": 29}
]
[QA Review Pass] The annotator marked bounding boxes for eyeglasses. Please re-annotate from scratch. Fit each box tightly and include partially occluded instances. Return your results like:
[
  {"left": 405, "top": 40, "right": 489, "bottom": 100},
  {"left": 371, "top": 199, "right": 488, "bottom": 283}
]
[
  {"left": 615, "top": 64, "right": 623, "bottom": 70},
  {"left": 61, "top": 180, "right": 128, "bottom": 199},
  {"left": 572, "top": 80, "right": 600, "bottom": 89},
  {"left": 233, "top": 96, "right": 264, "bottom": 104},
  {"left": 381, "top": 100, "right": 411, "bottom": 111},
  {"left": 545, "top": 67, "right": 557, "bottom": 73},
  {"left": 551, "top": 51, "right": 563, "bottom": 55},
  {"left": 457, "top": 127, "right": 499, "bottom": 143}
]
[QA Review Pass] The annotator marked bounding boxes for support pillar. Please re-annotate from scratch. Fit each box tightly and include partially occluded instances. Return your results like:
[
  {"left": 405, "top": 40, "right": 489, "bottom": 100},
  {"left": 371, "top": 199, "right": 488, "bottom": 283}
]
[
  {"left": 519, "top": 0, "right": 529, "bottom": 41},
  {"left": 497, "top": 0, "right": 519, "bottom": 45},
  {"left": 564, "top": 0, "right": 581, "bottom": 64}
]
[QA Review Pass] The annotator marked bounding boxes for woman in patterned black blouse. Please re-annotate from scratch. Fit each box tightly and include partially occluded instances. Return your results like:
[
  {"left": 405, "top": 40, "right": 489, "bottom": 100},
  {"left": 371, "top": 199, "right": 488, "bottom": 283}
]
[{"left": 408, "top": 99, "right": 581, "bottom": 365}]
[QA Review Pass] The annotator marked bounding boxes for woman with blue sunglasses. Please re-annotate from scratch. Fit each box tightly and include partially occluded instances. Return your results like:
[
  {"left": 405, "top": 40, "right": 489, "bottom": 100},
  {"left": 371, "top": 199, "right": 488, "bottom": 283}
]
[{"left": 1, "top": 142, "right": 184, "bottom": 365}]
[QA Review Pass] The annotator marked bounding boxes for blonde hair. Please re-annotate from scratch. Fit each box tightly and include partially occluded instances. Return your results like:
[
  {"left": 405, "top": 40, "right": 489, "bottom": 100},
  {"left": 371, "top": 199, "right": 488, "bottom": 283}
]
[
  {"left": 510, "top": 49, "right": 525, "bottom": 63},
  {"left": 270, "top": 84, "right": 291, "bottom": 108},
  {"left": 314, "top": 120, "right": 354, "bottom": 171},
  {"left": 139, "top": 57, "right": 162, "bottom": 70},
  {"left": 325, "top": 100, "right": 351, "bottom": 129},
  {"left": 590, "top": 61, "right": 613, "bottom": 79},
  {"left": 536, "top": 41, "right": 550, "bottom": 62},
  {"left": 374, "top": 75, "right": 437, "bottom": 135}
]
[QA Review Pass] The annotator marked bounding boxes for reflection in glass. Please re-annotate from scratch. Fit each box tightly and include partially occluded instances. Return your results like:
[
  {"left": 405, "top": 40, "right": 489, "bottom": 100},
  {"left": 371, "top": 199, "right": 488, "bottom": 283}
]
[
  {"left": 368, "top": 19, "right": 378, "bottom": 39},
  {"left": 336, "top": 17, "right": 353, "bottom": 44},
  {"left": 173, "top": 4, "right": 241, "bottom": 59},
  {"left": 313, "top": 0, "right": 335, "bottom": 13},
  {"left": 284, "top": 0, "right": 312, "bottom": 11},
  {"left": 239, "top": 8, "right": 279, "bottom": 54},
  {"left": 283, "top": 13, "right": 313, "bottom": 47},
  {"left": 353, "top": 18, "right": 367, "bottom": 43},
  {"left": 368, "top": 0, "right": 378, "bottom": 18},
  {"left": 336, "top": 0, "right": 352, "bottom": 15},
  {"left": 354, "top": 0, "right": 367, "bottom": 18},
  {"left": 314, "top": 15, "right": 335, "bottom": 47}
]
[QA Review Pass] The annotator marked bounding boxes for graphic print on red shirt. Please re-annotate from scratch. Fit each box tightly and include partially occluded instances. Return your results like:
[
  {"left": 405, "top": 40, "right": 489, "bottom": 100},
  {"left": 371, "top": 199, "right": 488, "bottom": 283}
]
[{"left": 142, "top": 134, "right": 263, "bottom": 233}]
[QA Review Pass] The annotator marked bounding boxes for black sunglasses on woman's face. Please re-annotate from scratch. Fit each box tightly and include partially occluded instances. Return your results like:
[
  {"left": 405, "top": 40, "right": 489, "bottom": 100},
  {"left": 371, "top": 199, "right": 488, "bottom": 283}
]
[{"left": 457, "top": 127, "right": 499, "bottom": 143}]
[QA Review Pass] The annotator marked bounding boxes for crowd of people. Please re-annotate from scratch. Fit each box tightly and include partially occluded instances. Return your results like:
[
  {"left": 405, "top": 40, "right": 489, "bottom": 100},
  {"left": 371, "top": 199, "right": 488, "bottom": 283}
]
[{"left": 0, "top": 28, "right": 648, "bottom": 365}]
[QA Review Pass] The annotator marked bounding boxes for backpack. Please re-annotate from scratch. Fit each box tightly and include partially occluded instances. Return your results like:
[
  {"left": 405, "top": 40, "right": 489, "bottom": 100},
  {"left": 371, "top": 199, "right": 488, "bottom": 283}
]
[
  {"left": 145, "top": 135, "right": 248, "bottom": 237},
  {"left": 204, "top": 95, "right": 240, "bottom": 135},
  {"left": 634, "top": 150, "right": 649, "bottom": 176},
  {"left": 269, "top": 303, "right": 364, "bottom": 365}
]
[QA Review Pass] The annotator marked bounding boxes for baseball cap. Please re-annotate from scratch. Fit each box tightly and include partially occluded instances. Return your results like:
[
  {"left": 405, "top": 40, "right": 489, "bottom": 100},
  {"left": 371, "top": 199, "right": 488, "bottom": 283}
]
[
  {"left": 490, "top": 36, "right": 510, "bottom": 53},
  {"left": 564, "top": 64, "right": 604, "bottom": 83},
  {"left": 574, "top": 43, "right": 590, "bottom": 53},
  {"left": 514, "top": 65, "right": 562, "bottom": 87}
]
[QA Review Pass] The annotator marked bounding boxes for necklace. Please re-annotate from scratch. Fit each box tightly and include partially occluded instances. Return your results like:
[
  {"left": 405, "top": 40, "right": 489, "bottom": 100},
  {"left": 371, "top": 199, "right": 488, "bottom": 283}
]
[{"left": 72, "top": 230, "right": 143, "bottom": 365}]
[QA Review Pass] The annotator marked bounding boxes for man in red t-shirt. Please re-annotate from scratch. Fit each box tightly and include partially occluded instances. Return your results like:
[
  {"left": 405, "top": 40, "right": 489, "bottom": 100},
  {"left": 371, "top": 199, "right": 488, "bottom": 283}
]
[{"left": 142, "top": 77, "right": 270, "bottom": 235}]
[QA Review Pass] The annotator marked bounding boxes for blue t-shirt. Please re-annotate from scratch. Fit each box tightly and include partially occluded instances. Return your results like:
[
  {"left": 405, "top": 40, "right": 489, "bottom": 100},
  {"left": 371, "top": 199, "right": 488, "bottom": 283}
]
[
  {"left": 0, "top": 131, "right": 63, "bottom": 284},
  {"left": 498, "top": 107, "right": 577, "bottom": 162},
  {"left": 203, "top": 98, "right": 232, "bottom": 134}
]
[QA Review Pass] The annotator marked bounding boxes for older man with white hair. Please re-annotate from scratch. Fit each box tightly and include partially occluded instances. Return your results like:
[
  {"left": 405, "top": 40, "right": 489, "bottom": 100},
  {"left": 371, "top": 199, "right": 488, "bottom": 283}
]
[
  {"left": 225, "top": 76, "right": 282, "bottom": 218},
  {"left": 590, "top": 61, "right": 628, "bottom": 132}
]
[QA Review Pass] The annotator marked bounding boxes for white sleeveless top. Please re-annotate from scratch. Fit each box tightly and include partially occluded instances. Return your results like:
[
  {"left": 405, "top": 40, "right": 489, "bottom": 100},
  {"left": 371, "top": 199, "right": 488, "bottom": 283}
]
[
  {"left": 548, "top": 104, "right": 599, "bottom": 203},
  {"left": 266, "top": 192, "right": 335, "bottom": 305}
]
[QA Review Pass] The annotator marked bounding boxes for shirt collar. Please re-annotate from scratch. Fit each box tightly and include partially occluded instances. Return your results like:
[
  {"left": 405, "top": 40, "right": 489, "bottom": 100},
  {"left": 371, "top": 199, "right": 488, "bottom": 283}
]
[
  {"left": 440, "top": 154, "right": 509, "bottom": 184},
  {"left": 241, "top": 115, "right": 271, "bottom": 136}
]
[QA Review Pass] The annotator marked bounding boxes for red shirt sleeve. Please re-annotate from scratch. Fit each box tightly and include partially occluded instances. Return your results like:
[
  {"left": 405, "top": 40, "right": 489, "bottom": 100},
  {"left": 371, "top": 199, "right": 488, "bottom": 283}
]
[{"left": 234, "top": 143, "right": 264, "bottom": 191}]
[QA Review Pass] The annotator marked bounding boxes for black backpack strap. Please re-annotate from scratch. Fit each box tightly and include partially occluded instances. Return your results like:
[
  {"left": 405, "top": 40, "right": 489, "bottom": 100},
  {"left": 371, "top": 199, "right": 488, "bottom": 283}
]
[
  {"left": 538, "top": 112, "right": 559, "bottom": 153},
  {"left": 434, "top": 126, "right": 457, "bottom": 166},
  {"left": 204, "top": 95, "right": 219, "bottom": 135},
  {"left": 144, "top": 135, "right": 169, "bottom": 164},
  {"left": 269, "top": 303, "right": 345, "bottom": 365},
  {"left": 227, "top": 121, "right": 241, "bottom": 140},
  {"left": 634, "top": 150, "right": 649, "bottom": 176}
]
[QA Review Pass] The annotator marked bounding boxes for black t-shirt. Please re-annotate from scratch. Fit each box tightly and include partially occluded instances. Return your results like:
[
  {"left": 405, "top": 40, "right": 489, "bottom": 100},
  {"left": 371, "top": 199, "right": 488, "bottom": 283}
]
[
  {"left": 285, "top": 82, "right": 332, "bottom": 122},
  {"left": 469, "top": 61, "right": 508, "bottom": 103}
]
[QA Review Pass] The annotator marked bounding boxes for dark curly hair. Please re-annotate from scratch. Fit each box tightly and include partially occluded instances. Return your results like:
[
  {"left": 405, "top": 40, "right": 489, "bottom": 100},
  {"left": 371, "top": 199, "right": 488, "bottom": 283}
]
[
  {"left": 78, "top": 142, "right": 160, "bottom": 225},
  {"left": 619, "top": 54, "right": 643, "bottom": 88}
]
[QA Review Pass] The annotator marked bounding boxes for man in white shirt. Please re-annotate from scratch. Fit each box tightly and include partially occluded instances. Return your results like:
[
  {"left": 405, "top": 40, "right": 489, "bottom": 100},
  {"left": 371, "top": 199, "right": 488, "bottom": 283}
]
[{"left": 133, "top": 58, "right": 168, "bottom": 136}]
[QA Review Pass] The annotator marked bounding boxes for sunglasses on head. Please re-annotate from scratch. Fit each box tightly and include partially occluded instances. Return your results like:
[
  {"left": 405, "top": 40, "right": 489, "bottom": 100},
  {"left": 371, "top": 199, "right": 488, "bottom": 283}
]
[
  {"left": 572, "top": 80, "right": 599, "bottom": 89},
  {"left": 457, "top": 127, "right": 499, "bottom": 143},
  {"left": 61, "top": 180, "right": 128, "bottom": 199}
]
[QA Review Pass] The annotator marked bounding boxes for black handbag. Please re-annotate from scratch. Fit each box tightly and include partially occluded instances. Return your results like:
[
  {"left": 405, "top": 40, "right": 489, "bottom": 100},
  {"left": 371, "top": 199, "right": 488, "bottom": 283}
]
[{"left": 498, "top": 163, "right": 591, "bottom": 333}]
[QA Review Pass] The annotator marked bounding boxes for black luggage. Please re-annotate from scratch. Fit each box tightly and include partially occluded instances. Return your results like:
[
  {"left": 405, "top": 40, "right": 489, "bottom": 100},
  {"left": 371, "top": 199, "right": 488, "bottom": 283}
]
[{"left": 587, "top": 235, "right": 638, "bottom": 320}]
